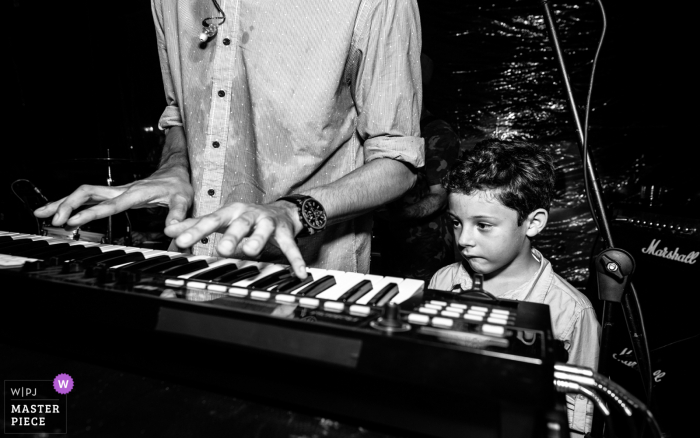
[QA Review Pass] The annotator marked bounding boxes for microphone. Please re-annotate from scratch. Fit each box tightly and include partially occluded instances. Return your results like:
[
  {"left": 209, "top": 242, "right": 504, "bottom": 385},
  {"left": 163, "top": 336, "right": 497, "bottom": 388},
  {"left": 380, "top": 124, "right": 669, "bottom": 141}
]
[
  {"left": 199, "top": 0, "right": 226, "bottom": 42},
  {"left": 199, "top": 21, "right": 219, "bottom": 42}
]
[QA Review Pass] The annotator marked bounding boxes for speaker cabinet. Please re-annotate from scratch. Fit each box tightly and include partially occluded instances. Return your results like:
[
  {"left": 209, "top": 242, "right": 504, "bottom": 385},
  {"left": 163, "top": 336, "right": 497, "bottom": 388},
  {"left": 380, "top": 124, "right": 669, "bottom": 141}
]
[{"left": 603, "top": 208, "right": 699, "bottom": 437}]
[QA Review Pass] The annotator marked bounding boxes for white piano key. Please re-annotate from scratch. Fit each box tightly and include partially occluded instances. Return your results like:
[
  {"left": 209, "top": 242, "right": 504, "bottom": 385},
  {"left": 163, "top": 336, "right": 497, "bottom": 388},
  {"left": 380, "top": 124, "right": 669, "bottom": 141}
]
[
  {"left": 390, "top": 278, "right": 425, "bottom": 304},
  {"left": 0, "top": 254, "right": 39, "bottom": 267}
]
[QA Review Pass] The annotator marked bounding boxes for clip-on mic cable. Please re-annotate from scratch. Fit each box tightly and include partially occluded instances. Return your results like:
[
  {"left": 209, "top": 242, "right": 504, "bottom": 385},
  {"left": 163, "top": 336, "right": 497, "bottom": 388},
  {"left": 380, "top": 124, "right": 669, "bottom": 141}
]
[{"left": 199, "top": 0, "right": 227, "bottom": 42}]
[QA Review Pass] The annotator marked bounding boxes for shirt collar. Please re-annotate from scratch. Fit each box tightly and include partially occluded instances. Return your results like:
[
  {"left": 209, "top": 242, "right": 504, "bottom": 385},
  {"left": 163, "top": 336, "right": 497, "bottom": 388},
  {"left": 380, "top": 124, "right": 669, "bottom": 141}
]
[{"left": 453, "top": 248, "right": 554, "bottom": 303}]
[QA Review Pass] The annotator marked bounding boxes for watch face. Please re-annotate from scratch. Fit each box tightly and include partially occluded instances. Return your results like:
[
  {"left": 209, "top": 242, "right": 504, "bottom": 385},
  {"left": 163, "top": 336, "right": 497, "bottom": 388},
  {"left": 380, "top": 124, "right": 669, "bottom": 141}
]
[{"left": 301, "top": 199, "right": 327, "bottom": 231}]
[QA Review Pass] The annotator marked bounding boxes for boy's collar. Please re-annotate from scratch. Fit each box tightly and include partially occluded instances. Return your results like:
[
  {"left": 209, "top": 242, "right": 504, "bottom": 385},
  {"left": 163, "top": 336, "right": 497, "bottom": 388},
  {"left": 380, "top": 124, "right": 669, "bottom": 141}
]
[{"left": 455, "top": 249, "right": 550, "bottom": 301}]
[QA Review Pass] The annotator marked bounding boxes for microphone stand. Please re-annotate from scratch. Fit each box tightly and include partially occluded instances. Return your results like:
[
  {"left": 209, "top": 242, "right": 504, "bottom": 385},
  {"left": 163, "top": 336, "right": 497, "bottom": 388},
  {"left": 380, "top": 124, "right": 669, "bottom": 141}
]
[{"left": 540, "top": 1, "right": 653, "bottom": 434}]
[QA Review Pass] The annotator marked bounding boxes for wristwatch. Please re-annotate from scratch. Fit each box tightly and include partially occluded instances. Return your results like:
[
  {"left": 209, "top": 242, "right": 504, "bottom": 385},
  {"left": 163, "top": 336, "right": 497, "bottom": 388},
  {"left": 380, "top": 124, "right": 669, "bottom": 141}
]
[{"left": 277, "top": 194, "right": 327, "bottom": 237}]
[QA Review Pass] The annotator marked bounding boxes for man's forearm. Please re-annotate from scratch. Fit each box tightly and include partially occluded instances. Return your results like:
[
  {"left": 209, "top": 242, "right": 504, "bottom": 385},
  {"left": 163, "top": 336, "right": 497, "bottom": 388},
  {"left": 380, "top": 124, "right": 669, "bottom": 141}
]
[
  {"left": 396, "top": 193, "right": 446, "bottom": 220},
  {"left": 302, "top": 159, "right": 416, "bottom": 225},
  {"left": 157, "top": 126, "right": 190, "bottom": 175}
]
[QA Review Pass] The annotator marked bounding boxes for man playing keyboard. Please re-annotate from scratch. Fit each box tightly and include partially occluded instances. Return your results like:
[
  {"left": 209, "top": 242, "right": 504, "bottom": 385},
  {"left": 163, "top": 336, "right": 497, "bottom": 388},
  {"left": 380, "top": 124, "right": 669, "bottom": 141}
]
[{"left": 34, "top": 0, "right": 425, "bottom": 279}]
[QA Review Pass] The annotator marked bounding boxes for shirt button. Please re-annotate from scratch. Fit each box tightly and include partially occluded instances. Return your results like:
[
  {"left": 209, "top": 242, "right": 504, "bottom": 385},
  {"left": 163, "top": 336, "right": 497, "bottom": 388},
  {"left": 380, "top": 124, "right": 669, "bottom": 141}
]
[
  {"left": 223, "top": 38, "right": 231, "bottom": 45},
  {"left": 212, "top": 141, "right": 220, "bottom": 148},
  {"left": 207, "top": 189, "right": 215, "bottom": 196},
  {"left": 201, "top": 238, "right": 209, "bottom": 244},
  {"left": 218, "top": 90, "right": 225, "bottom": 97}
]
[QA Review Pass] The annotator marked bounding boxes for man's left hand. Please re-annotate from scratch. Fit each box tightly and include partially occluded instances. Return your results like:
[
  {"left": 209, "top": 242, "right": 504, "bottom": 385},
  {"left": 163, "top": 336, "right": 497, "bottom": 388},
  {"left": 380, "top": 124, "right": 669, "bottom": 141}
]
[{"left": 163, "top": 201, "right": 308, "bottom": 279}]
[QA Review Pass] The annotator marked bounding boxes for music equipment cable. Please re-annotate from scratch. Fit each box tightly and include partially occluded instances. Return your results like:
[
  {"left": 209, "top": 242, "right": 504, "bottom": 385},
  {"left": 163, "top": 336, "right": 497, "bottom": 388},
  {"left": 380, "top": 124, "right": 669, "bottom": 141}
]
[
  {"left": 541, "top": 0, "right": 654, "bottom": 411},
  {"left": 553, "top": 363, "right": 662, "bottom": 438},
  {"left": 10, "top": 179, "right": 47, "bottom": 234}
]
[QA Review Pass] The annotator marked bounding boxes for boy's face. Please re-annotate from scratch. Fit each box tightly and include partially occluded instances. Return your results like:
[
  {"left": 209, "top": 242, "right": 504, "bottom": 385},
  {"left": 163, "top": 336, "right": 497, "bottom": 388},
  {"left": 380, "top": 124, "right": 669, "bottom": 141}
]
[{"left": 448, "top": 190, "right": 535, "bottom": 277}]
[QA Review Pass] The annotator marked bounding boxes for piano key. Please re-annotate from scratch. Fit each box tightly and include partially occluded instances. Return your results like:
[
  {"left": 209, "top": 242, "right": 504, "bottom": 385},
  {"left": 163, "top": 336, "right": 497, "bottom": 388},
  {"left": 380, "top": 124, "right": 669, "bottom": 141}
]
[
  {"left": 367, "top": 283, "right": 400, "bottom": 306},
  {"left": 157, "top": 258, "right": 215, "bottom": 276},
  {"left": 336, "top": 279, "right": 374, "bottom": 302},
  {"left": 11, "top": 242, "right": 72, "bottom": 257},
  {"left": 21, "top": 238, "right": 96, "bottom": 254},
  {"left": 212, "top": 264, "right": 260, "bottom": 283},
  {"left": 0, "top": 239, "right": 52, "bottom": 254},
  {"left": 139, "top": 256, "right": 190, "bottom": 273},
  {"left": 179, "top": 258, "right": 239, "bottom": 280},
  {"left": 269, "top": 274, "right": 314, "bottom": 293},
  {"left": 112, "top": 254, "right": 177, "bottom": 272},
  {"left": 246, "top": 267, "right": 295, "bottom": 290},
  {"left": 49, "top": 246, "right": 104, "bottom": 265},
  {"left": 390, "top": 278, "right": 425, "bottom": 304},
  {"left": 78, "top": 250, "right": 128, "bottom": 265},
  {"left": 109, "top": 250, "right": 175, "bottom": 269},
  {"left": 93, "top": 252, "right": 147, "bottom": 269},
  {"left": 0, "top": 237, "right": 38, "bottom": 249},
  {"left": 353, "top": 277, "right": 399, "bottom": 305},
  {"left": 294, "top": 275, "right": 336, "bottom": 297},
  {"left": 229, "top": 263, "right": 286, "bottom": 288},
  {"left": 0, "top": 254, "right": 40, "bottom": 268},
  {"left": 313, "top": 272, "right": 371, "bottom": 301}
]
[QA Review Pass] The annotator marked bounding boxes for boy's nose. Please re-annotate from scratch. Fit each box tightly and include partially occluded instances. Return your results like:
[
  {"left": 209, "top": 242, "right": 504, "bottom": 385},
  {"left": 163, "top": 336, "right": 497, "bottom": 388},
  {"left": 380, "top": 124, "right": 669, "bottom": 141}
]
[{"left": 457, "top": 229, "right": 475, "bottom": 247}]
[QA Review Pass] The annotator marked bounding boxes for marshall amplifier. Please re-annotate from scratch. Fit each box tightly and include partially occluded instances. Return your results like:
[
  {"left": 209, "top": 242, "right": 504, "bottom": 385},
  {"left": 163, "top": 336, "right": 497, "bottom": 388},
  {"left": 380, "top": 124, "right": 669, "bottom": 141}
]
[{"left": 603, "top": 207, "right": 699, "bottom": 437}]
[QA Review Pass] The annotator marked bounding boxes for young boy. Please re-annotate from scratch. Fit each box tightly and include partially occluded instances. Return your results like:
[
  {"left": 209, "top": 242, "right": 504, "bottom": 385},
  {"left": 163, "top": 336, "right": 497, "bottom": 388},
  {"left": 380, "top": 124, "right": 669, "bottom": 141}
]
[{"left": 429, "top": 139, "right": 600, "bottom": 436}]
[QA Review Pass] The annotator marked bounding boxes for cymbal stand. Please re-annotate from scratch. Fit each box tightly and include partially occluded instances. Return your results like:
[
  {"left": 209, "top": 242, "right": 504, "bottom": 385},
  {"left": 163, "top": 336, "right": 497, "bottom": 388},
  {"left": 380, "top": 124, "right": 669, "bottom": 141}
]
[{"left": 105, "top": 149, "right": 114, "bottom": 244}]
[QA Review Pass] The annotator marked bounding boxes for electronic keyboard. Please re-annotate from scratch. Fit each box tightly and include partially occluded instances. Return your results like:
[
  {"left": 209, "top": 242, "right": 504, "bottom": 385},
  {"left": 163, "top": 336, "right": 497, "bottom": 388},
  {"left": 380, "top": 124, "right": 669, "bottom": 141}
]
[{"left": 0, "top": 231, "right": 565, "bottom": 438}]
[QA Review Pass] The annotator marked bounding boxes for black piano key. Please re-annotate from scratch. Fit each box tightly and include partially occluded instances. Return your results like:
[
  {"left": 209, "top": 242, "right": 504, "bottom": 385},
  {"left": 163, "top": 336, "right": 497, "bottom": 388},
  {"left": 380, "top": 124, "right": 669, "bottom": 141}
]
[
  {"left": 1, "top": 240, "right": 50, "bottom": 255},
  {"left": 139, "top": 257, "right": 189, "bottom": 273},
  {"left": 187, "top": 262, "right": 239, "bottom": 281},
  {"left": 94, "top": 252, "right": 146, "bottom": 269},
  {"left": 367, "top": 283, "right": 400, "bottom": 306},
  {"left": 246, "top": 268, "right": 294, "bottom": 290},
  {"left": 157, "top": 259, "right": 210, "bottom": 276},
  {"left": 78, "top": 250, "right": 128, "bottom": 265},
  {"left": 295, "top": 275, "right": 336, "bottom": 297},
  {"left": 212, "top": 265, "right": 260, "bottom": 283},
  {"left": 113, "top": 255, "right": 173, "bottom": 272},
  {"left": 337, "top": 279, "right": 373, "bottom": 303},
  {"left": 271, "top": 274, "right": 314, "bottom": 293},
  {"left": 13, "top": 242, "right": 72, "bottom": 258},
  {"left": 0, "top": 235, "right": 19, "bottom": 243},
  {"left": 50, "top": 246, "right": 102, "bottom": 265},
  {"left": 0, "top": 237, "right": 34, "bottom": 249}
]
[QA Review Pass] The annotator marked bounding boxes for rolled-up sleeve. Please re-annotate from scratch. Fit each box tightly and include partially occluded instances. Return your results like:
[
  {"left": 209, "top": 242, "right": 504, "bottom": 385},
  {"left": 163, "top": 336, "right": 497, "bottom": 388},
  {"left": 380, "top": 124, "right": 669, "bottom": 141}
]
[
  {"left": 565, "top": 306, "right": 601, "bottom": 434},
  {"left": 351, "top": 0, "right": 424, "bottom": 168},
  {"left": 151, "top": 0, "right": 183, "bottom": 131}
]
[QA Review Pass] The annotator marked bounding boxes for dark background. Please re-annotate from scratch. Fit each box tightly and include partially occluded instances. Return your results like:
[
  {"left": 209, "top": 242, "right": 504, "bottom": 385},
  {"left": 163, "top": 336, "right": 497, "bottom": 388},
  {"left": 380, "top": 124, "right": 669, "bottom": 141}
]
[
  {"left": 4, "top": 0, "right": 697, "bottom": 255},
  {"left": 3, "top": 1, "right": 698, "bottom": 436}
]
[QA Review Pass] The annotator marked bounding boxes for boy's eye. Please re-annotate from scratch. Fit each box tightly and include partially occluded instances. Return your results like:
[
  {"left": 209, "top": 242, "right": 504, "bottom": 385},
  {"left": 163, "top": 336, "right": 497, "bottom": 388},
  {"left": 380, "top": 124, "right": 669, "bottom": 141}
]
[
  {"left": 451, "top": 219, "right": 461, "bottom": 228},
  {"left": 477, "top": 223, "right": 493, "bottom": 230}
]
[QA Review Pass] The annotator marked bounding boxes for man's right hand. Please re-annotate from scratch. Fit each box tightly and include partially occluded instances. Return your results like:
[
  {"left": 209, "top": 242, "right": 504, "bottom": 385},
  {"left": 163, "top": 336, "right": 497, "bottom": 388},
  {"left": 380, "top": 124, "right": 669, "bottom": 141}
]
[{"left": 33, "top": 166, "right": 194, "bottom": 230}]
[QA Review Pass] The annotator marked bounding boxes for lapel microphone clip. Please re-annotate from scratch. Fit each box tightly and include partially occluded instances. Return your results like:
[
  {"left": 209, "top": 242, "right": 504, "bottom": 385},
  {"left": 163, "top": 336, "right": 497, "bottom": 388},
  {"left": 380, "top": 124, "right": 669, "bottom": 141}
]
[{"left": 199, "top": 0, "right": 226, "bottom": 43}]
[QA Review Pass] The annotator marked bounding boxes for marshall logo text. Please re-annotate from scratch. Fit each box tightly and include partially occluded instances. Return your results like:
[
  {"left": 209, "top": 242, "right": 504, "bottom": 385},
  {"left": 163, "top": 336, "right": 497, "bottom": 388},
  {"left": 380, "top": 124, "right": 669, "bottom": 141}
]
[{"left": 641, "top": 239, "right": 698, "bottom": 264}]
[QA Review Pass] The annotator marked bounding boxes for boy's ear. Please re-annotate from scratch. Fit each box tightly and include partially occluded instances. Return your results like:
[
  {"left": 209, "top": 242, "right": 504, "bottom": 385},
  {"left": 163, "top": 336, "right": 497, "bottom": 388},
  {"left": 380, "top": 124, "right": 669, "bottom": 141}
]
[{"left": 525, "top": 208, "right": 548, "bottom": 237}]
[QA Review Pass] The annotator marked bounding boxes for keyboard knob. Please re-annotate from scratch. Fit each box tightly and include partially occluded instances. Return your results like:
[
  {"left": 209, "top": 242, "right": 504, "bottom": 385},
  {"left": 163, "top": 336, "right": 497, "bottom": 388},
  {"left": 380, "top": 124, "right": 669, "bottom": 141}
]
[{"left": 371, "top": 302, "right": 410, "bottom": 332}]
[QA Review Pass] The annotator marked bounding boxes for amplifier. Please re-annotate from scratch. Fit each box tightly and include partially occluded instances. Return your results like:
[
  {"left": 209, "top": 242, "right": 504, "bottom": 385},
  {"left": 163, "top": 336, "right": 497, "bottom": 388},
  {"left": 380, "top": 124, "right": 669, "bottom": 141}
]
[{"left": 604, "top": 208, "right": 699, "bottom": 437}]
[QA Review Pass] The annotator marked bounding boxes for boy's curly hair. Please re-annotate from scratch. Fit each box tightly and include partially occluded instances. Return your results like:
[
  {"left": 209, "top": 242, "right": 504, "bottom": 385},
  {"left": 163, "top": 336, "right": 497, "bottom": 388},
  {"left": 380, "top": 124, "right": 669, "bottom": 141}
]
[{"left": 443, "top": 139, "right": 556, "bottom": 225}]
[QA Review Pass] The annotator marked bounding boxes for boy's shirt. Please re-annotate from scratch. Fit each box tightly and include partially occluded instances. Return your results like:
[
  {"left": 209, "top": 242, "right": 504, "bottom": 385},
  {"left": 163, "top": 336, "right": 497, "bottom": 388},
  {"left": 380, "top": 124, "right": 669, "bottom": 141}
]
[{"left": 429, "top": 249, "right": 601, "bottom": 435}]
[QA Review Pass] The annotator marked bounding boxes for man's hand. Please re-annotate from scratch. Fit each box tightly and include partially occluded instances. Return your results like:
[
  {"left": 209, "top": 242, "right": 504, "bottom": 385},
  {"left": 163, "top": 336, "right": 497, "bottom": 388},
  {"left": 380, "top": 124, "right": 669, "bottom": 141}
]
[
  {"left": 34, "top": 167, "right": 194, "bottom": 230},
  {"left": 164, "top": 200, "right": 308, "bottom": 279}
]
